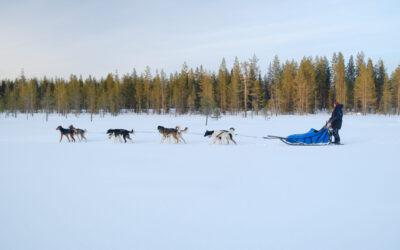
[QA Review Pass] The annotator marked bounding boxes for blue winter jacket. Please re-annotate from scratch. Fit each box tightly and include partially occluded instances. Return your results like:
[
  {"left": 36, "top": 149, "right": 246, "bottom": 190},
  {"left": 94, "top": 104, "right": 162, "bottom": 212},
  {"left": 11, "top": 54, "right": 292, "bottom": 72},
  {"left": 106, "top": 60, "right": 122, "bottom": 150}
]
[{"left": 329, "top": 104, "right": 343, "bottom": 129}]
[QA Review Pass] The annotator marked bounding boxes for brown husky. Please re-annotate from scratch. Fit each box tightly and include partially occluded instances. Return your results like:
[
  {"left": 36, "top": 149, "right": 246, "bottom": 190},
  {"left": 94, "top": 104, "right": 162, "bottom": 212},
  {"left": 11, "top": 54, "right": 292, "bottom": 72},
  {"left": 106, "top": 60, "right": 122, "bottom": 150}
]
[
  {"left": 157, "top": 125, "right": 188, "bottom": 144},
  {"left": 69, "top": 125, "right": 87, "bottom": 142}
]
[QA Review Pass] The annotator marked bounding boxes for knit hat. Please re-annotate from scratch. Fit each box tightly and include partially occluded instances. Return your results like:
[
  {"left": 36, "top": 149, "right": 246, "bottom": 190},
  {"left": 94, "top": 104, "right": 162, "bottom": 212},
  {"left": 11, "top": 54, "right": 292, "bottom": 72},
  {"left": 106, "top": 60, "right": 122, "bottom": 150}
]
[{"left": 334, "top": 101, "right": 339, "bottom": 107}]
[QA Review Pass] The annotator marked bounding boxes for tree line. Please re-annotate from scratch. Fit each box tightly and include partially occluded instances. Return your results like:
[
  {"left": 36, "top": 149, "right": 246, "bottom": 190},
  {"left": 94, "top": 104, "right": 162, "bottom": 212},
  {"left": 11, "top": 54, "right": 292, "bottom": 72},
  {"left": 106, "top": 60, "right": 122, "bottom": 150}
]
[{"left": 1, "top": 52, "right": 400, "bottom": 120}]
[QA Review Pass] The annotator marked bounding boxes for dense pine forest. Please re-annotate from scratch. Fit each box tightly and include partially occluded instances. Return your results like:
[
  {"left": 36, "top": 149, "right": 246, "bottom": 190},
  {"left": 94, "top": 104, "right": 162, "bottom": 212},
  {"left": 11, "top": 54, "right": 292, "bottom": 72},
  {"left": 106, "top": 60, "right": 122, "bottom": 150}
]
[{"left": 1, "top": 52, "right": 400, "bottom": 120}]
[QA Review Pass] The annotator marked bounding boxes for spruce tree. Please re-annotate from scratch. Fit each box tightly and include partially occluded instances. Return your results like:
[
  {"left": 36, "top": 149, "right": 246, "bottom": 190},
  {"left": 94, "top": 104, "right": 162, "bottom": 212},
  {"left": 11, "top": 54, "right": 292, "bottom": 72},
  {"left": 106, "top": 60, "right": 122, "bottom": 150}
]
[
  {"left": 199, "top": 69, "right": 214, "bottom": 125},
  {"left": 0, "top": 81, "right": 4, "bottom": 112},
  {"left": 143, "top": 67, "right": 152, "bottom": 114},
  {"left": 381, "top": 73, "right": 392, "bottom": 114},
  {"left": 54, "top": 79, "right": 64, "bottom": 115},
  {"left": 295, "top": 57, "right": 316, "bottom": 114},
  {"left": 264, "top": 64, "right": 273, "bottom": 114},
  {"left": 171, "top": 72, "right": 180, "bottom": 115},
  {"left": 390, "top": 66, "right": 400, "bottom": 114},
  {"left": 241, "top": 61, "right": 249, "bottom": 117},
  {"left": 68, "top": 75, "right": 81, "bottom": 116},
  {"left": 187, "top": 69, "right": 197, "bottom": 113},
  {"left": 320, "top": 56, "right": 331, "bottom": 110},
  {"left": 85, "top": 76, "right": 97, "bottom": 121},
  {"left": 346, "top": 55, "right": 356, "bottom": 110},
  {"left": 374, "top": 59, "right": 386, "bottom": 111},
  {"left": 229, "top": 57, "right": 241, "bottom": 114},
  {"left": 332, "top": 52, "right": 347, "bottom": 108},
  {"left": 3, "top": 81, "right": 11, "bottom": 115},
  {"left": 251, "top": 77, "right": 262, "bottom": 115},
  {"left": 356, "top": 52, "right": 365, "bottom": 77},
  {"left": 269, "top": 56, "right": 281, "bottom": 115},
  {"left": 135, "top": 75, "right": 143, "bottom": 113},
  {"left": 121, "top": 73, "right": 134, "bottom": 111},
  {"left": 354, "top": 61, "right": 376, "bottom": 115},
  {"left": 279, "top": 60, "right": 297, "bottom": 113},
  {"left": 248, "top": 55, "right": 259, "bottom": 115},
  {"left": 8, "top": 83, "right": 19, "bottom": 117},
  {"left": 178, "top": 63, "right": 188, "bottom": 114},
  {"left": 367, "top": 59, "right": 377, "bottom": 111},
  {"left": 160, "top": 70, "right": 167, "bottom": 113},
  {"left": 217, "top": 58, "right": 228, "bottom": 113},
  {"left": 113, "top": 72, "right": 121, "bottom": 115},
  {"left": 41, "top": 79, "right": 54, "bottom": 122},
  {"left": 20, "top": 80, "right": 29, "bottom": 117},
  {"left": 166, "top": 73, "right": 174, "bottom": 112},
  {"left": 20, "top": 76, "right": 38, "bottom": 118},
  {"left": 104, "top": 74, "right": 115, "bottom": 114},
  {"left": 152, "top": 71, "right": 161, "bottom": 114},
  {"left": 129, "top": 69, "right": 138, "bottom": 111},
  {"left": 98, "top": 89, "right": 108, "bottom": 117}
]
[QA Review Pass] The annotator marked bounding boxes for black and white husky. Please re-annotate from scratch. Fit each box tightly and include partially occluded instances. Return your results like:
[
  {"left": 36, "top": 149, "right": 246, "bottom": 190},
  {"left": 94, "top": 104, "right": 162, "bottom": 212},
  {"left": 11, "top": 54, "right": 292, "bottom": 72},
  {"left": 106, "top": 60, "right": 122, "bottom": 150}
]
[
  {"left": 107, "top": 129, "right": 134, "bottom": 143},
  {"left": 204, "top": 128, "right": 237, "bottom": 145}
]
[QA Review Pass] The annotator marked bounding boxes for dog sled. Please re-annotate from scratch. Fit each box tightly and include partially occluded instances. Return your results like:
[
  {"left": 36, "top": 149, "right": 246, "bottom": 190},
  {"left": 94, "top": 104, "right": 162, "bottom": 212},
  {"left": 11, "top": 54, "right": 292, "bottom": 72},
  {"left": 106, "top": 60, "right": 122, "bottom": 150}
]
[{"left": 264, "top": 124, "right": 334, "bottom": 146}]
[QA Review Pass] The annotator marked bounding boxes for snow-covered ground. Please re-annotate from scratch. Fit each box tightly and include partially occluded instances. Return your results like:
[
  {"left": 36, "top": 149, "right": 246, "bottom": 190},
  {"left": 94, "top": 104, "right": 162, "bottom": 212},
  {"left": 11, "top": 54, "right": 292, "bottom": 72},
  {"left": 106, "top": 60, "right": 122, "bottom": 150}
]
[{"left": 0, "top": 113, "right": 399, "bottom": 250}]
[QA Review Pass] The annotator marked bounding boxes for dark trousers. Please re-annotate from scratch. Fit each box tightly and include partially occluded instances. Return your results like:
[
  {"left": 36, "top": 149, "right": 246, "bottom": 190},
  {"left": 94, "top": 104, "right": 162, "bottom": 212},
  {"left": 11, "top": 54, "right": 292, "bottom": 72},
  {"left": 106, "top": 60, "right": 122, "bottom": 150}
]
[{"left": 332, "top": 128, "right": 340, "bottom": 143}]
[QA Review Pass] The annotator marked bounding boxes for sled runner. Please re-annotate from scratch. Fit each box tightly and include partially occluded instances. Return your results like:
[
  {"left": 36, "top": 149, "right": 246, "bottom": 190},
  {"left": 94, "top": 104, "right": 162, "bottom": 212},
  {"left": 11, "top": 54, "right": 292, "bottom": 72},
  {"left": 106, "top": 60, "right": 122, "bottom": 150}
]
[{"left": 264, "top": 125, "right": 334, "bottom": 146}]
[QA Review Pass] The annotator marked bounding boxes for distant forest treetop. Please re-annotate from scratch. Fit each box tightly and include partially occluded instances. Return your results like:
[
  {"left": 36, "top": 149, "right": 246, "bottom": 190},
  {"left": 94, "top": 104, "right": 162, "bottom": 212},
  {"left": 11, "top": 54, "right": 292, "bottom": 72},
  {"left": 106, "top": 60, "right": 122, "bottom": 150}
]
[{"left": 1, "top": 52, "right": 400, "bottom": 119}]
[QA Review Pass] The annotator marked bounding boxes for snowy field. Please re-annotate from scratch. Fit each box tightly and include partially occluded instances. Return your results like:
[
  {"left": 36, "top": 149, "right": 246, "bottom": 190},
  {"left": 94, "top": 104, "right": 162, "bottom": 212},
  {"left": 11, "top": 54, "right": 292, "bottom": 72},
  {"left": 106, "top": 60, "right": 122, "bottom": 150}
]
[{"left": 0, "top": 112, "right": 399, "bottom": 250}]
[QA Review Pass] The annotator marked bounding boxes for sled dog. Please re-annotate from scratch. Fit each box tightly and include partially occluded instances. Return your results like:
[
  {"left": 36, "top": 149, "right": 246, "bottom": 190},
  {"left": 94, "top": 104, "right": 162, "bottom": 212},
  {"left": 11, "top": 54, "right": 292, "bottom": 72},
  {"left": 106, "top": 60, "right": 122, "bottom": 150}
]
[
  {"left": 69, "top": 125, "right": 87, "bottom": 142},
  {"left": 107, "top": 129, "right": 134, "bottom": 143},
  {"left": 157, "top": 125, "right": 188, "bottom": 144},
  {"left": 204, "top": 128, "right": 237, "bottom": 145},
  {"left": 56, "top": 126, "right": 76, "bottom": 143},
  {"left": 176, "top": 126, "right": 188, "bottom": 144}
]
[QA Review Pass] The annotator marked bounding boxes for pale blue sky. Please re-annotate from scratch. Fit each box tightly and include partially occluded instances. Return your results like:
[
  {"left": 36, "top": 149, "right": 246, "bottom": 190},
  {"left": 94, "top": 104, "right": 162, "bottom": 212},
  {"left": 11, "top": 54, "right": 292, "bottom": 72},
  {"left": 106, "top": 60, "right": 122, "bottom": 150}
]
[{"left": 0, "top": 0, "right": 399, "bottom": 79}]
